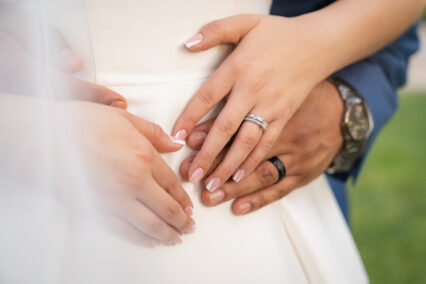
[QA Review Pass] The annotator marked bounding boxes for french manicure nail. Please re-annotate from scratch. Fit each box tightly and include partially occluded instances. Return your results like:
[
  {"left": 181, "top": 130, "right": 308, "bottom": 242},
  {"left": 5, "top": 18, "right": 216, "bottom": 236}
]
[
  {"left": 184, "top": 206, "right": 193, "bottom": 217},
  {"left": 174, "top": 129, "right": 187, "bottom": 140},
  {"left": 209, "top": 189, "right": 225, "bottom": 204},
  {"left": 233, "top": 169, "right": 245, "bottom": 183},
  {"left": 186, "top": 223, "right": 196, "bottom": 234},
  {"left": 172, "top": 237, "right": 183, "bottom": 245},
  {"left": 189, "top": 168, "right": 204, "bottom": 184},
  {"left": 238, "top": 202, "right": 252, "bottom": 214},
  {"left": 169, "top": 135, "right": 186, "bottom": 146},
  {"left": 184, "top": 33, "right": 203, "bottom": 48},
  {"left": 205, "top": 177, "right": 221, "bottom": 192}
]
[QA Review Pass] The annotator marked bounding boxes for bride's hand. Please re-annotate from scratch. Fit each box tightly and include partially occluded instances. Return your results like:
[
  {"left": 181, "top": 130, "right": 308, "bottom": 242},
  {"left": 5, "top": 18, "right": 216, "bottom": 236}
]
[
  {"left": 173, "top": 14, "right": 329, "bottom": 192},
  {"left": 0, "top": 3, "right": 127, "bottom": 108},
  {"left": 56, "top": 101, "right": 194, "bottom": 247}
]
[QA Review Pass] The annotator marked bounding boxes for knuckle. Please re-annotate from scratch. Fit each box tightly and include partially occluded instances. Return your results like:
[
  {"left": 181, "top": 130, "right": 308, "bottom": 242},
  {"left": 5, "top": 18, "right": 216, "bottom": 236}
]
[
  {"left": 256, "top": 164, "right": 278, "bottom": 187},
  {"left": 238, "top": 134, "right": 258, "bottom": 150},
  {"left": 150, "top": 122, "right": 165, "bottom": 140},
  {"left": 196, "top": 89, "right": 217, "bottom": 108},
  {"left": 146, "top": 219, "right": 164, "bottom": 235},
  {"left": 274, "top": 187, "right": 289, "bottom": 200},
  {"left": 136, "top": 150, "right": 155, "bottom": 164},
  {"left": 216, "top": 119, "right": 235, "bottom": 137},
  {"left": 206, "top": 20, "right": 224, "bottom": 34},
  {"left": 260, "top": 139, "right": 275, "bottom": 152},
  {"left": 164, "top": 203, "right": 182, "bottom": 222}
]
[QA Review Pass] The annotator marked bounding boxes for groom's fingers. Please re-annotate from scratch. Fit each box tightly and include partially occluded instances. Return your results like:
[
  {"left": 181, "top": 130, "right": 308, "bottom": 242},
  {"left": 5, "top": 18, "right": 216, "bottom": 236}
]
[
  {"left": 184, "top": 14, "right": 261, "bottom": 51},
  {"left": 232, "top": 176, "right": 299, "bottom": 215}
]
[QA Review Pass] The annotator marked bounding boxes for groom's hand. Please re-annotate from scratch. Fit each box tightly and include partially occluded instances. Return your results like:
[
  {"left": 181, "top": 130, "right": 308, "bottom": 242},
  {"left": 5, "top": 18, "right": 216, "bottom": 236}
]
[
  {"left": 0, "top": 3, "right": 127, "bottom": 108},
  {"left": 180, "top": 80, "right": 343, "bottom": 215}
]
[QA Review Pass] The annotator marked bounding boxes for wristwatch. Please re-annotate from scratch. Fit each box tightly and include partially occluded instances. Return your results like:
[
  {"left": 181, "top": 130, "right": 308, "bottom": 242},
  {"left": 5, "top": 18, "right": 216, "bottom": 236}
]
[{"left": 326, "top": 77, "right": 374, "bottom": 175}]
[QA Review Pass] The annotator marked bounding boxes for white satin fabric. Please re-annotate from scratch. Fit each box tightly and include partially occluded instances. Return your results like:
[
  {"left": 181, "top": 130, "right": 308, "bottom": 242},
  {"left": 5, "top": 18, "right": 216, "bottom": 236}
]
[{"left": 53, "top": 0, "right": 367, "bottom": 283}]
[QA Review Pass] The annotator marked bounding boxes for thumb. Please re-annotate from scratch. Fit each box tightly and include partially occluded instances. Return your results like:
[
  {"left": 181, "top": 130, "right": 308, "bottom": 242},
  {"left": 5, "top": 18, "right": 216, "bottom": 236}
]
[
  {"left": 184, "top": 14, "right": 261, "bottom": 51},
  {"left": 126, "top": 114, "right": 185, "bottom": 153}
]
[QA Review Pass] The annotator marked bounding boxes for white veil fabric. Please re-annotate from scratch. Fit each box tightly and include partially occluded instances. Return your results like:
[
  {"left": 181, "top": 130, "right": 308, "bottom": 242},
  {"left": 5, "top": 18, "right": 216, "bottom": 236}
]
[{"left": 0, "top": 1, "right": 96, "bottom": 283}]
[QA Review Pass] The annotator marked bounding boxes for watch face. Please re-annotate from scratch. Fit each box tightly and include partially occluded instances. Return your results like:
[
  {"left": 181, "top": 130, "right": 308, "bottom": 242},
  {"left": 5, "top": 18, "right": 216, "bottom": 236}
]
[{"left": 346, "top": 103, "right": 369, "bottom": 141}]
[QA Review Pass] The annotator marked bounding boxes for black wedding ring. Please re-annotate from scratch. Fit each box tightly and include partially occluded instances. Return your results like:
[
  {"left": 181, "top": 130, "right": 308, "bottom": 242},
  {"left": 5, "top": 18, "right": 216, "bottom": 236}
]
[{"left": 268, "top": 156, "right": 286, "bottom": 184}]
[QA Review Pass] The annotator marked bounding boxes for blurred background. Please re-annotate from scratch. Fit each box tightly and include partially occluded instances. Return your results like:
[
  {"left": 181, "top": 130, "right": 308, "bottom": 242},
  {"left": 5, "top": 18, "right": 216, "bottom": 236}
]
[{"left": 349, "top": 15, "right": 426, "bottom": 283}]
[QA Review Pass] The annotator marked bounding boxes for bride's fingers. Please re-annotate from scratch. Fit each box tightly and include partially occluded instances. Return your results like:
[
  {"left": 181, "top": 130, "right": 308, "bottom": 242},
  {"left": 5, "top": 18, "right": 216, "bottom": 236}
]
[
  {"left": 136, "top": 178, "right": 193, "bottom": 235},
  {"left": 107, "top": 216, "right": 161, "bottom": 247},
  {"left": 119, "top": 200, "right": 183, "bottom": 245},
  {"left": 232, "top": 122, "right": 283, "bottom": 182},
  {"left": 127, "top": 115, "right": 185, "bottom": 153},
  {"left": 201, "top": 155, "right": 293, "bottom": 207},
  {"left": 184, "top": 14, "right": 261, "bottom": 51},
  {"left": 68, "top": 78, "right": 128, "bottom": 108},
  {"left": 151, "top": 155, "right": 194, "bottom": 220},
  {"left": 232, "top": 176, "right": 299, "bottom": 215},
  {"left": 186, "top": 93, "right": 251, "bottom": 184},
  {"left": 204, "top": 121, "right": 262, "bottom": 192},
  {"left": 172, "top": 61, "right": 234, "bottom": 140}
]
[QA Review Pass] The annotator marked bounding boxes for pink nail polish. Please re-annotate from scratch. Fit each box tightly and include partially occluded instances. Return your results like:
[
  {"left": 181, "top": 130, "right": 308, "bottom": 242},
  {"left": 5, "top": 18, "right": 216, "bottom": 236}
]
[
  {"left": 233, "top": 169, "right": 245, "bottom": 183},
  {"left": 174, "top": 129, "right": 187, "bottom": 140},
  {"left": 205, "top": 177, "right": 221, "bottom": 192},
  {"left": 238, "top": 202, "right": 252, "bottom": 214},
  {"left": 184, "top": 206, "right": 193, "bottom": 216},
  {"left": 186, "top": 224, "right": 196, "bottom": 234},
  {"left": 169, "top": 135, "right": 185, "bottom": 146},
  {"left": 209, "top": 189, "right": 225, "bottom": 204},
  {"left": 184, "top": 33, "right": 203, "bottom": 48},
  {"left": 189, "top": 168, "right": 204, "bottom": 184}
]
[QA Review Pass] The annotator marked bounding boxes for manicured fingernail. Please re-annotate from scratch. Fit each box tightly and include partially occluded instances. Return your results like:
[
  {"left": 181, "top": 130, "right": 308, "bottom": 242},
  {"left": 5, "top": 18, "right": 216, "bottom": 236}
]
[
  {"left": 189, "top": 131, "right": 207, "bottom": 146},
  {"left": 186, "top": 223, "right": 196, "bottom": 234},
  {"left": 184, "top": 206, "right": 193, "bottom": 216},
  {"left": 233, "top": 169, "right": 245, "bottom": 183},
  {"left": 209, "top": 189, "right": 225, "bottom": 204},
  {"left": 174, "top": 129, "right": 187, "bottom": 140},
  {"left": 184, "top": 33, "right": 203, "bottom": 48},
  {"left": 110, "top": 101, "right": 126, "bottom": 109},
  {"left": 237, "top": 202, "right": 252, "bottom": 214},
  {"left": 169, "top": 135, "right": 185, "bottom": 146},
  {"left": 189, "top": 168, "right": 204, "bottom": 184},
  {"left": 205, "top": 177, "right": 221, "bottom": 192},
  {"left": 172, "top": 237, "right": 183, "bottom": 245}
]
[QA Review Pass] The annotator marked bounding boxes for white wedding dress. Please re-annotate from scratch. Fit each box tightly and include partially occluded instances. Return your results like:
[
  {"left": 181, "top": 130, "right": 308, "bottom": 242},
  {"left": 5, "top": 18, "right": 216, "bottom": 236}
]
[{"left": 0, "top": 0, "right": 368, "bottom": 283}]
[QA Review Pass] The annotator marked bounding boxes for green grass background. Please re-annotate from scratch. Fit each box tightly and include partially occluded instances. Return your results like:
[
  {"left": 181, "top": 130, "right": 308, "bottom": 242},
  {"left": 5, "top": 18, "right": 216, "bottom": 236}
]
[{"left": 349, "top": 93, "right": 426, "bottom": 283}]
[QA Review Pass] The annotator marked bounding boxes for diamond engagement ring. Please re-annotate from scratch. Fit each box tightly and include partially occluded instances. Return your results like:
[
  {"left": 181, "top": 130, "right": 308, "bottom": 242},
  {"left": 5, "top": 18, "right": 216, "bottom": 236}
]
[{"left": 243, "top": 114, "right": 269, "bottom": 131}]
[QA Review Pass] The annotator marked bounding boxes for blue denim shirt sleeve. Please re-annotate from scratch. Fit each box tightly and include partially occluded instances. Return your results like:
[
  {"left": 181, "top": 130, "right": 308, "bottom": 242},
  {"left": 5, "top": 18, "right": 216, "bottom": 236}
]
[{"left": 331, "top": 23, "right": 420, "bottom": 182}]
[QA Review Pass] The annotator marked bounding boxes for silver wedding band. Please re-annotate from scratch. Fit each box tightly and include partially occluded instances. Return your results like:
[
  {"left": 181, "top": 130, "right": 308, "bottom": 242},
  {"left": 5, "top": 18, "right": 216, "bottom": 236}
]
[{"left": 243, "top": 114, "right": 269, "bottom": 131}]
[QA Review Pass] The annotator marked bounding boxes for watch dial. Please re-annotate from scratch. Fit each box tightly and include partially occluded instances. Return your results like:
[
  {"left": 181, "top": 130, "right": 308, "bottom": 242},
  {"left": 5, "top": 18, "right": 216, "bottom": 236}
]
[{"left": 347, "top": 104, "right": 369, "bottom": 141}]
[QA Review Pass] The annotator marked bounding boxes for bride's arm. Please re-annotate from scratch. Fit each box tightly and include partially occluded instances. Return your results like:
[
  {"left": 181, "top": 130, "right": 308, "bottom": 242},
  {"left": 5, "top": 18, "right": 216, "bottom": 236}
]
[
  {"left": 172, "top": 2, "right": 424, "bottom": 191},
  {"left": 304, "top": 0, "right": 425, "bottom": 75}
]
